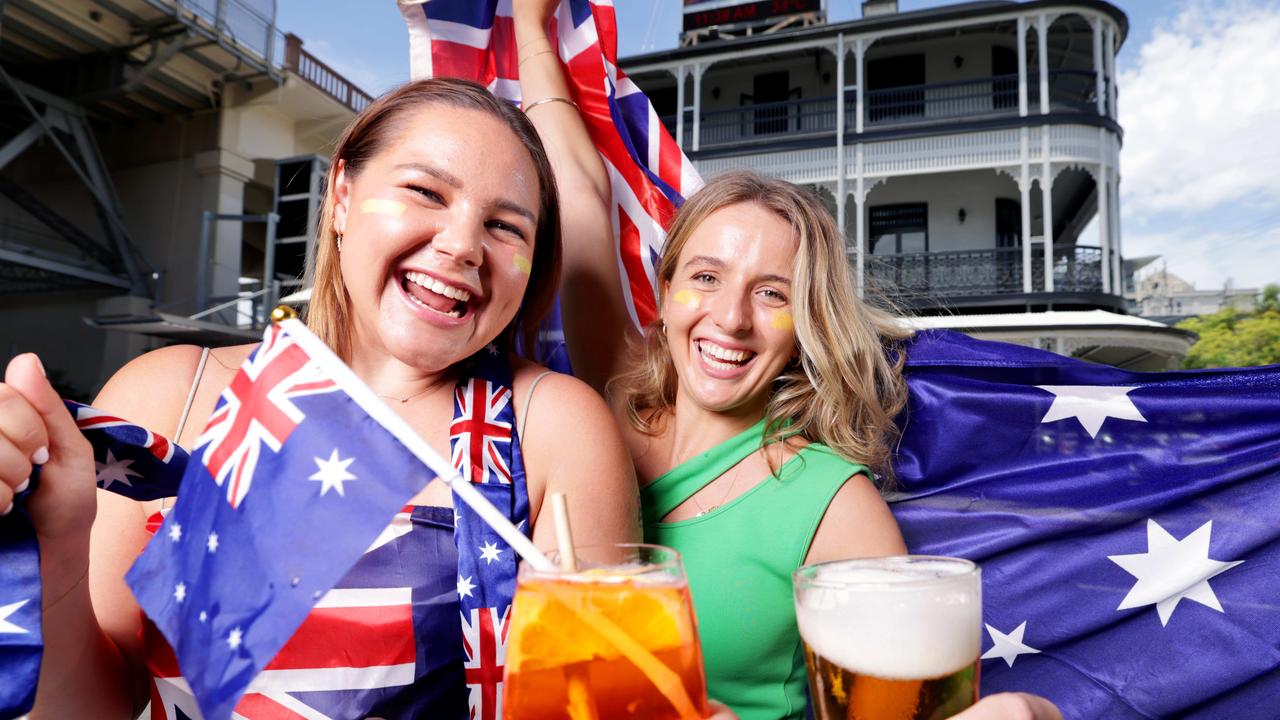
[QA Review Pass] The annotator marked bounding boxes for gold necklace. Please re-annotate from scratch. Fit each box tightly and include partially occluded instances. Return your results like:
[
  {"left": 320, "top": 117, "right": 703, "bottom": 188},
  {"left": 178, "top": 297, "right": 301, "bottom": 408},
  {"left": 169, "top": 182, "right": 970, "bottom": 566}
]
[
  {"left": 377, "top": 384, "right": 436, "bottom": 404},
  {"left": 692, "top": 462, "right": 748, "bottom": 517}
]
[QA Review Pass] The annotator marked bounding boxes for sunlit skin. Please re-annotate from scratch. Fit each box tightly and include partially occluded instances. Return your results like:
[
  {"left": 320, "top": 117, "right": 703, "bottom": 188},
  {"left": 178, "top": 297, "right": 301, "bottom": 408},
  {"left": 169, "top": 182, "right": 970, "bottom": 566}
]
[
  {"left": 332, "top": 107, "right": 540, "bottom": 381},
  {"left": 662, "top": 202, "right": 799, "bottom": 423}
]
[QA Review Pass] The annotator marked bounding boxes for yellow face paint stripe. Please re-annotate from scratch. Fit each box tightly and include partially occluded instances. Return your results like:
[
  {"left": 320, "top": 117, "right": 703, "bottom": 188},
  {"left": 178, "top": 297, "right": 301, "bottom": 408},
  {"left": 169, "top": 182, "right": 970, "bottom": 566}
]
[
  {"left": 672, "top": 289, "right": 700, "bottom": 309},
  {"left": 513, "top": 254, "right": 533, "bottom": 274},
  {"left": 771, "top": 309, "right": 794, "bottom": 331},
  {"left": 359, "top": 198, "right": 406, "bottom": 217}
]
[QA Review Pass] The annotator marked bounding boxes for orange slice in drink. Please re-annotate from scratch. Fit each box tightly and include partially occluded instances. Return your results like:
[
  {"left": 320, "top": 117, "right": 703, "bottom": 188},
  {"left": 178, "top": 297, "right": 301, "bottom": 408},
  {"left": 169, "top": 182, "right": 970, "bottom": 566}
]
[{"left": 511, "top": 579, "right": 685, "bottom": 671}]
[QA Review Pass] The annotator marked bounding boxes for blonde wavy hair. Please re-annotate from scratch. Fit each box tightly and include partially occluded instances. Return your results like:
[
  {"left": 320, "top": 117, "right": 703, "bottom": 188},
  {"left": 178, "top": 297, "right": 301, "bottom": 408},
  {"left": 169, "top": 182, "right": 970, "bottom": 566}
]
[
  {"left": 303, "top": 78, "right": 562, "bottom": 362},
  {"left": 611, "top": 171, "right": 911, "bottom": 485}
]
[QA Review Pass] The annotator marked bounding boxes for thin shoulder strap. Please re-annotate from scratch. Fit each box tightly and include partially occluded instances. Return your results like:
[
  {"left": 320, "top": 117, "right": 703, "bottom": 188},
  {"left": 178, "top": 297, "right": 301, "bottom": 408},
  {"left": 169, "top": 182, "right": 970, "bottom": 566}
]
[
  {"left": 518, "top": 370, "right": 556, "bottom": 439},
  {"left": 173, "top": 347, "right": 210, "bottom": 444}
]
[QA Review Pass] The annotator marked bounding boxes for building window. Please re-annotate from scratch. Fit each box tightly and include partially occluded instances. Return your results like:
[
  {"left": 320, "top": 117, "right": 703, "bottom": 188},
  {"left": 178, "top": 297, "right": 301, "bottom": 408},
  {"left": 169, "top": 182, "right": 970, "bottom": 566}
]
[
  {"left": 869, "top": 203, "right": 928, "bottom": 255},
  {"left": 996, "top": 198, "right": 1021, "bottom": 248},
  {"left": 867, "top": 54, "right": 925, "bottom": 122}
]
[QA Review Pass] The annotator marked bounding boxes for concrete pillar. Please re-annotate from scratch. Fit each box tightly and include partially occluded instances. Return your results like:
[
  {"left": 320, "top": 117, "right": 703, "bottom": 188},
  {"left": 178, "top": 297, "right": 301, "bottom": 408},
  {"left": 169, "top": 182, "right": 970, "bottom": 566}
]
[{"left": 194, "top": 149, "right": 254, "bottom": 314}]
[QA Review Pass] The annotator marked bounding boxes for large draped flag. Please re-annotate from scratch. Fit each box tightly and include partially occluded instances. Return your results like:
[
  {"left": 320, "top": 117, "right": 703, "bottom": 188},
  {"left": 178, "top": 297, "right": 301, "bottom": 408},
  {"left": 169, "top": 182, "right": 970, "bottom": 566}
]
[
  {"left": 893, "top": 330, "right": 1280, "bottom": 717},
  {"left": 405, "top": 1, "right": 1280, "bottom": 716}
]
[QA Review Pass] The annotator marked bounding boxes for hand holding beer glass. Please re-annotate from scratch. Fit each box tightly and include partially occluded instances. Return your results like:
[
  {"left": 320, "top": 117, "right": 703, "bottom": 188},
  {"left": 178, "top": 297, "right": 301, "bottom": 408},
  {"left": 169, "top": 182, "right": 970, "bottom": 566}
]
[
  {"left": 503, "top": 543, "right": 710, "bottom": 719},
  {"left": 794, "top": 556, "right": 982, "bottom": 720}
]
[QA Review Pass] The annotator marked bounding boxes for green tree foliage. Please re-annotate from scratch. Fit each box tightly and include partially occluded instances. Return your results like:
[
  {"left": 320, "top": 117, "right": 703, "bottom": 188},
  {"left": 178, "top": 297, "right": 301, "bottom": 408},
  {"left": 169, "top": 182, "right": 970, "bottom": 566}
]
[{"left": 1178, "top": 288, "right": 1280, "bottom": 368}]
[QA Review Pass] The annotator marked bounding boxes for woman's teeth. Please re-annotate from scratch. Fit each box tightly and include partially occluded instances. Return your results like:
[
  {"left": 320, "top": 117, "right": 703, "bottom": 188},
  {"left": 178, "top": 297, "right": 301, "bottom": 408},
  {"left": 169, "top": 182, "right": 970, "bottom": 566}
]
[
  {"left": 405, "top": 271, "right": 471, "bottom": 301},
  {"left": 403, "top": 271, "right": 469, "bottom": 318},
  {"left": 699, "top": 341, "right": 753, "bottom": 370}
]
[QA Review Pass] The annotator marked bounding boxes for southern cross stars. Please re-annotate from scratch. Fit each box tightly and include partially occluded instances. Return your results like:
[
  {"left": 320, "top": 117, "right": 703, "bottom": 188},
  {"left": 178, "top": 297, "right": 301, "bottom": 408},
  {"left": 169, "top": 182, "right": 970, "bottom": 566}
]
[
  {"left": 982, "top": 621, "right": 1041, "bottom": 667},
  {"left": 1036, "top": 385, "right": 1147, "bottom": 439},
  {"left": 0, "top": 599, "right": 30, "bottom": 634},
  {"left": 309, "top": 449, "right": 357, "bottom": 497},
  {"left": 168, "top": 522, "right": 182, "bottom": 542},
  {"left": 1109, "top": 519, "right": 1244, "bottom": 626},
  {"left": 457, "top": 575, "right": 476, "bottom": 599},
  {"left": 479, "top": 541, "right": 503, "bottom": 564},
  {"left": 95, "top": 449, "right": 142, "bottom": 490}
]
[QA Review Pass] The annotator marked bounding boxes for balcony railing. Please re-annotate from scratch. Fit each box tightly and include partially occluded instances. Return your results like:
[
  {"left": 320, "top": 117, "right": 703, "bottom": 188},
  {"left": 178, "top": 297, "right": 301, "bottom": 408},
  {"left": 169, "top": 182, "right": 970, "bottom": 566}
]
[
  {"left": 660, "top": 70, "right": 1100, "bottom": 150},
  {"left": 866, "top": 244, "right": 1107, "bottom": 302},
  {"left": 282, "top": 34, "right": 374, "bottom": 113}
]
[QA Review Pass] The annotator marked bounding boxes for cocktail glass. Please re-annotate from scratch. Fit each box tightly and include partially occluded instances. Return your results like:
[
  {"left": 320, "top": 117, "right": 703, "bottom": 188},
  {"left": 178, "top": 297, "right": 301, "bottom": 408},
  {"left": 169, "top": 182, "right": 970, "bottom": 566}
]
[{"left": 503, "top": 543, "right": 708, "bottom": 719}]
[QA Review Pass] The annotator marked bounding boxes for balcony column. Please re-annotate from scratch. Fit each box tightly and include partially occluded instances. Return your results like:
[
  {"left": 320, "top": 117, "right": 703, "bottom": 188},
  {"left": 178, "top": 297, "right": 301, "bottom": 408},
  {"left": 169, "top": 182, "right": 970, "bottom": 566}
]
[
  {"left": 1041, "top": 135, "right": 1055, "bottom": 292},
  {"left": 855, "top": 145, "right": 866, "bottom": 297},
  {"left": 1111, "top": 173, "right": 1123, "bottom": 292},
  {"left": 1097, "top": 160, "right": 1111, "bottom": 294},
  {"left": 855, "top": 37, "right": 867, "bottom": 133},
  {"left": 692, "top": 63, "right": 706, "bottom": 152},
  {"left": 1037, "top": 14, "right": 1050, "bottom": 115},
  {"left": 1092, "top": 17, "right": 1105, "bottom": 115},
  {"left": 835, "top": 35, "right": 847, "bottom": 242},
  {"left": 1017, "top": 15, "right": 1029, "bottom": 117},
  {"left": 1105, "top": 23, "right": 1118, "bottom": 119},
  {"left": 675, "top": 64, "right": 686, "bottom": 151},
  {"left": 1020, "top": 131, "right": 1033, "bottom": 292}
]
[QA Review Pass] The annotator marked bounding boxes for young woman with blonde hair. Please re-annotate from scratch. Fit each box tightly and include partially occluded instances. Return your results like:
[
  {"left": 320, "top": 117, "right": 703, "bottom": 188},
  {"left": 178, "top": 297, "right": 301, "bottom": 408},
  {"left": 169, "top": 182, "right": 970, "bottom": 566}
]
[{"left": 515, "top": 2, "right": 1060, "bottom": 719}]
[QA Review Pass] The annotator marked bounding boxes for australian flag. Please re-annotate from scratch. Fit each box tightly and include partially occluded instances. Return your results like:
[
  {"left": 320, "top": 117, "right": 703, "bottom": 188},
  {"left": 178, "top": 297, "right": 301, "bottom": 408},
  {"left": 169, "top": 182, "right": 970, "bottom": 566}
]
[
  {"left": 892, "top": 330, "right": 1280, "bottom": 717},
  {"left": 126, "top": 319, "right": 441, "bottom": 720}
]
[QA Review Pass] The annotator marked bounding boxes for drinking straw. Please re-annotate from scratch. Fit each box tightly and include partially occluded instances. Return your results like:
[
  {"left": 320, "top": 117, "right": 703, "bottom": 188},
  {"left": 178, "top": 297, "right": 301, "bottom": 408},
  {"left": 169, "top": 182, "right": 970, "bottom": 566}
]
[
  {"left": 550, "top": 494, "right": 598, "bottom": 720},
  {"left": 276, "top": 313, "right": 556, "bottom": 573},
  {"left": 538, "top": 495, "right": 700, "bottom": 720},
  {"left": 551, "top": 493, "right": 579, "bottom": 573}
]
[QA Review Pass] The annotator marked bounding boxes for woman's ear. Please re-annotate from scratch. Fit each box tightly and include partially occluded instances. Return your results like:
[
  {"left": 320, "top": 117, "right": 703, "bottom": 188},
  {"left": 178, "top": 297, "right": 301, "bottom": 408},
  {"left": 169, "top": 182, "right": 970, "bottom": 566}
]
[{"left": 332, "top": 159, "right": 351, "bottom": 236}]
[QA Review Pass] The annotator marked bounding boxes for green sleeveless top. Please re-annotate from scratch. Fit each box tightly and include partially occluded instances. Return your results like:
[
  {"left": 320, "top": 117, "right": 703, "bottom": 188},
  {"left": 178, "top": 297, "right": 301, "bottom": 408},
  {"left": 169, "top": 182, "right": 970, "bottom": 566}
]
[{"left": 640, "top": 419, "right": 867, "bottom": 720}]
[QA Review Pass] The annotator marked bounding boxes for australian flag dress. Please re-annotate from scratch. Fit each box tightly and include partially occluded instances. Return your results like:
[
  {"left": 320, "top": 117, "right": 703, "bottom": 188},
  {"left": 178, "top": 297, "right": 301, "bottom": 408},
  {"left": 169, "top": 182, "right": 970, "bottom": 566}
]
[{"left": 142, "top": 348, "right": 530, "bottom": 720}]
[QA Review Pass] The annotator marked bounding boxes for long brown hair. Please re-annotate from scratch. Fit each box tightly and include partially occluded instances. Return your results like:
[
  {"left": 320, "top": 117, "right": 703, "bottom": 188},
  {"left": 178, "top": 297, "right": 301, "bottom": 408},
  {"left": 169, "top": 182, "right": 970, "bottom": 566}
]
[
  {"left": 303, "top": 77, "right": 561, "bottom": 362},
  {"left": 611, "top": 171, "right": 911, "bottom": 485}
]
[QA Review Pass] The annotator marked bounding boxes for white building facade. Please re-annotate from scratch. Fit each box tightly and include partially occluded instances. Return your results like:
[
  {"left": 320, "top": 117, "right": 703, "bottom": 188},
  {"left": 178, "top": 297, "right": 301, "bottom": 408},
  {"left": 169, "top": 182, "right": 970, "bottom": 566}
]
[{"left": 623, "top": 0, "right": 1193, "bottom": 369}]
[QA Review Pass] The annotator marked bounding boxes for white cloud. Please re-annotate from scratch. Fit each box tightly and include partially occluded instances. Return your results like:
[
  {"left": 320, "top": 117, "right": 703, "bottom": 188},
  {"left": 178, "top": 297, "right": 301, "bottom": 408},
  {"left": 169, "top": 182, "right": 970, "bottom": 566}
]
[
  {"left": 1124, "top": 224, "right": 1280, "bottom": 290},
  {"left": 1119, "top": 1, "right": 1280, "bottom": 219}
]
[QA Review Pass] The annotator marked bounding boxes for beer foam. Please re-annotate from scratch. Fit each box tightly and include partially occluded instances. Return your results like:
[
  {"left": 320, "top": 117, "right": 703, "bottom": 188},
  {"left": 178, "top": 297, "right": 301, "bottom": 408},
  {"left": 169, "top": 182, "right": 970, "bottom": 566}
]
[{"left": 795, "top": 563, "right": 981, "bottom": 680}]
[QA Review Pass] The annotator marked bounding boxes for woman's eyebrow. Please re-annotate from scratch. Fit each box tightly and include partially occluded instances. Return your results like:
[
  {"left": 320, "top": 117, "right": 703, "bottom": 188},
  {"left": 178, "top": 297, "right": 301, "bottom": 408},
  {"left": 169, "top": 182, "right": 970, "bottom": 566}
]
[{"left": 395, "top": 162, "right": 462, "bottom": 188}]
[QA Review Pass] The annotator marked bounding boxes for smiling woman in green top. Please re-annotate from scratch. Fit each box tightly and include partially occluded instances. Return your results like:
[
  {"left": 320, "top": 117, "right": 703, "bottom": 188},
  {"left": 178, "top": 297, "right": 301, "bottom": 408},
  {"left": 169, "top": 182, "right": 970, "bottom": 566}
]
[{"left": 512, "top": 4, "right": 1059, "bottom": 720}]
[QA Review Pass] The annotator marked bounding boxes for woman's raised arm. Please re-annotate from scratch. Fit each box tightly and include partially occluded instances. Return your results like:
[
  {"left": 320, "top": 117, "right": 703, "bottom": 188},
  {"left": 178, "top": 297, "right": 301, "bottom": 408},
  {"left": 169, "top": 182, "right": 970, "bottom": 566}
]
[{"left": 513, "top": 0, "right": 638, "bottom": 398}]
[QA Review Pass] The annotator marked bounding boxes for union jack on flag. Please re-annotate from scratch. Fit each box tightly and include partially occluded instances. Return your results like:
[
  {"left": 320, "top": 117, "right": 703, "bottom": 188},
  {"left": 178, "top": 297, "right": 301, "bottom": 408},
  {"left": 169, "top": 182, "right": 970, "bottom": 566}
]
[
  {"left": 196, "top": 325, "right": 337, "bottom": 508},
  {"left": 64, "top": 401, "right": 188, "bottom": 501},
  {"left": 450, "top": 378, "right": 514, "bottom": 485},
  {"left": 127, "top": 320, "right": 445, "bottom": 720},
  {"left": 143, "top": 506, "right": 469, "bottom": 719},
  {"left": 461, "top": 606, "right": 511, "bottom": 720},
  {"left": 73, "top": 404, "right": 177, "bottom": 463},
  {"left": 400, "top": 0, "right": 702, "bottom": 329}
]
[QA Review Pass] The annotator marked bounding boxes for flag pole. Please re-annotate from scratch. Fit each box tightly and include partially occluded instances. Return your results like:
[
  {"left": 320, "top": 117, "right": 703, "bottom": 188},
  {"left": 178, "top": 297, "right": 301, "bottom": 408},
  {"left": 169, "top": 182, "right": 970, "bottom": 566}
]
[{"left": 270, "top": 306, "right": 556, "bottom": 572}]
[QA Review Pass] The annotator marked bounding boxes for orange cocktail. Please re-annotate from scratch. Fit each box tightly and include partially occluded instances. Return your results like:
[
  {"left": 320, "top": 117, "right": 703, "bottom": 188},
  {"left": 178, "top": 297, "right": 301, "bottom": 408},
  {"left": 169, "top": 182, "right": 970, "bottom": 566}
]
[{"left": 503, "top": 544, "right": 708, "bottom": 719}]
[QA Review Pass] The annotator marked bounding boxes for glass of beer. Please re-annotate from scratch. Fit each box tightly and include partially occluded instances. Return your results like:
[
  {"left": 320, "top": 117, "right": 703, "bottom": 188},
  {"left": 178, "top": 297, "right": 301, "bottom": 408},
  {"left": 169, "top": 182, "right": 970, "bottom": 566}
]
[
  {"left": 793, "top": 556, "right": 982, "bottom": 720},
  {"left": 503, "top": 543, "right": 709, "bottom": 719}
]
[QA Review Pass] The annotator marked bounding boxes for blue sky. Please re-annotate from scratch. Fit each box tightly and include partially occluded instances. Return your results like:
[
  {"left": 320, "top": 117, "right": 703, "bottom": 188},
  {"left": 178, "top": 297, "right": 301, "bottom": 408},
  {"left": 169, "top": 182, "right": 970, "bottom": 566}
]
[{"left": 277, "top": 1, "right": 1280, "bottom": 291}]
